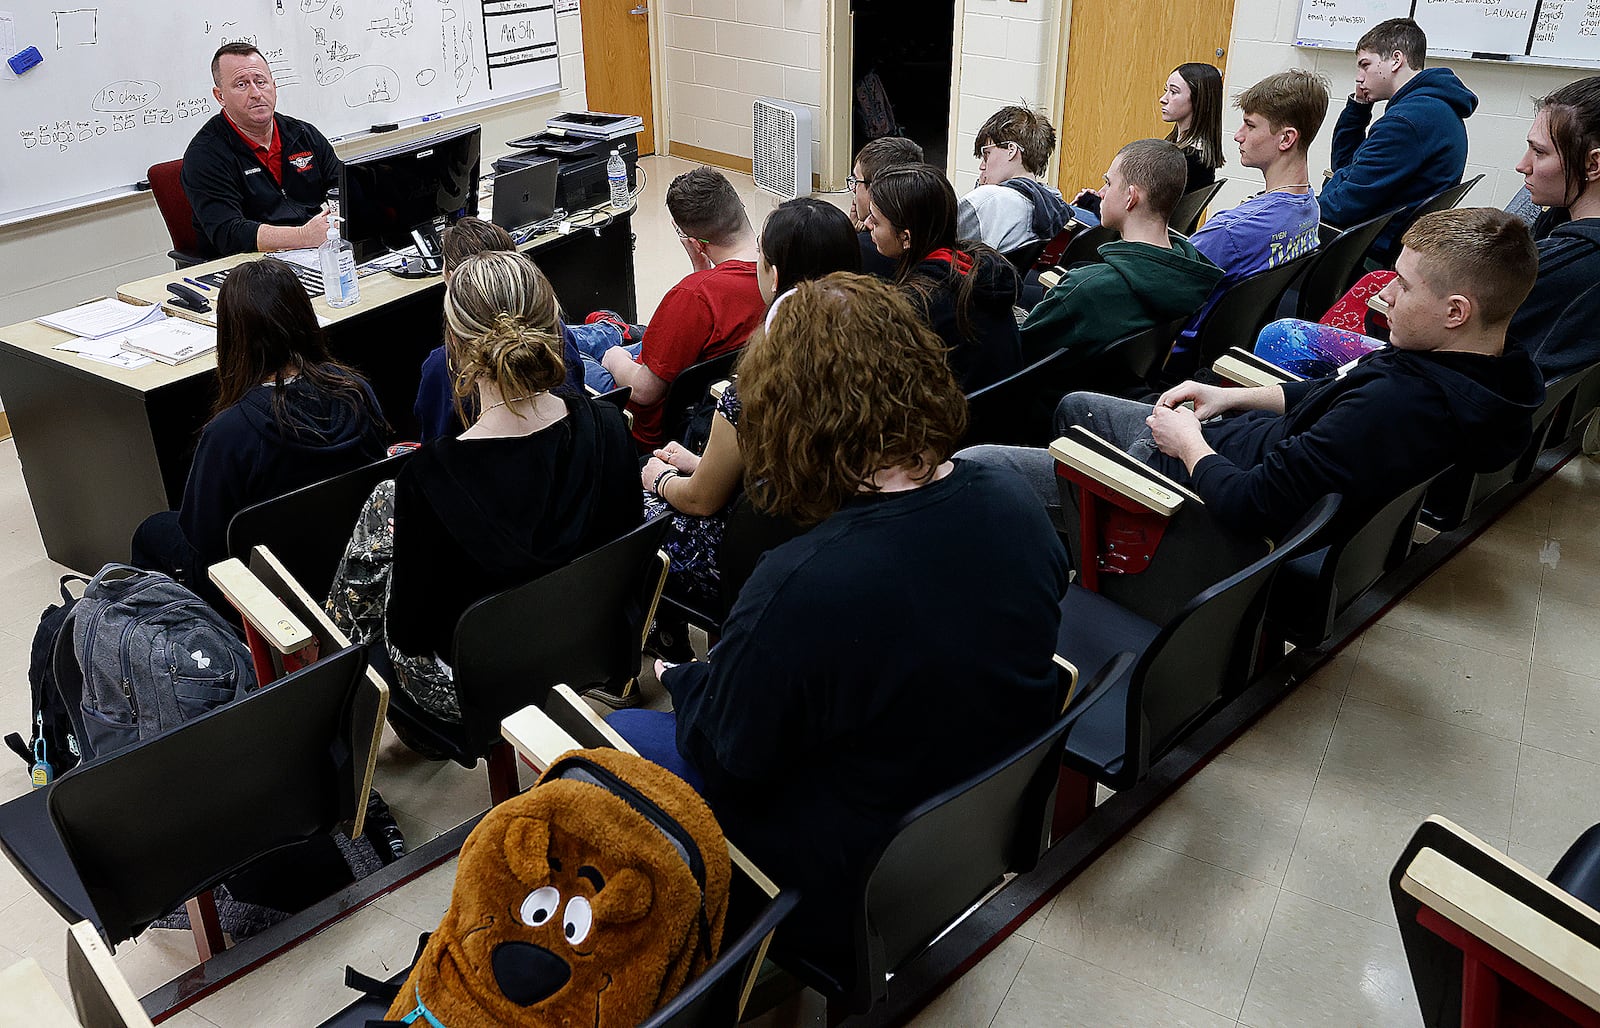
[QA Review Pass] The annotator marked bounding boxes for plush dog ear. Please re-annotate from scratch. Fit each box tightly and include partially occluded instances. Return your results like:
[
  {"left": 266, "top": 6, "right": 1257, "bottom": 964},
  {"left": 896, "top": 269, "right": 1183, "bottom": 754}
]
[
  {"left": 504, "top": 816, "right": 553, "bottom": 881},
  {"left": 591, "top": 867, "right": 653, "bottom": 925}
]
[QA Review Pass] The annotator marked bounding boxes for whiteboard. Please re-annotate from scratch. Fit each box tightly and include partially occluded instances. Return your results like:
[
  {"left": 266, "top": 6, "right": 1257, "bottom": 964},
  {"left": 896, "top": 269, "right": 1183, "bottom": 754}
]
[
  {"left": 0, "top": 0, "right": 561, "bottom": 223},
  {"left": 1295, "top": 0, "right": 1600, "bottom": 68}
]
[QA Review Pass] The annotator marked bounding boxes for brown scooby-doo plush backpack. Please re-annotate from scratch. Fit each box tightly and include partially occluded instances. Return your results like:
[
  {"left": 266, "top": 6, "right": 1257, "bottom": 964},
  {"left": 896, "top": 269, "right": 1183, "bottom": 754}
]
[{"left": 385, "top": 748, "right": 731, "bottom": 1026}]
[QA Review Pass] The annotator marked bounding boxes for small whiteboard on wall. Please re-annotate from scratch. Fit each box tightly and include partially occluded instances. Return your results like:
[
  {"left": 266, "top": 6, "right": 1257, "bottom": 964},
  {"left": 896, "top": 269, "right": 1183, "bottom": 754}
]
[
  {"left": 1295, "top": 0, "right": 1600, "bottom": 68},
  {"left": 0, "top": 0, "right": 563, "bottom": 225}
]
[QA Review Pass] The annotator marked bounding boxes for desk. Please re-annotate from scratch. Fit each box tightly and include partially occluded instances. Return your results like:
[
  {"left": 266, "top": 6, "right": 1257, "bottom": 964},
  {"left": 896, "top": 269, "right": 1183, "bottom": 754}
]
[{"left": 0, "top": 203, "right": 636, "bottom": 572}]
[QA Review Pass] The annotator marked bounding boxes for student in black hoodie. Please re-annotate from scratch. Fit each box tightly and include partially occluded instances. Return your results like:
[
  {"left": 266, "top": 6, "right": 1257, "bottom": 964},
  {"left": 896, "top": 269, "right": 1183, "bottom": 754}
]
[
  {"left": 328, "top": 250, "right": 641, "bottom": 731},
  {"left": 131, "top": 259, "right": 386, "bottom": 590},
  {"left": 963, "top": 209, "right": 1545, "bottom": 544},
  {"left": 847, "top": 135, "right": 924, "bottom": 278},
  {"left": 1509, "top": 76, "right": 1600, "bottom": 380},
  {"left": 865, "top": 163, "right": 1023, "bottom": 391}
]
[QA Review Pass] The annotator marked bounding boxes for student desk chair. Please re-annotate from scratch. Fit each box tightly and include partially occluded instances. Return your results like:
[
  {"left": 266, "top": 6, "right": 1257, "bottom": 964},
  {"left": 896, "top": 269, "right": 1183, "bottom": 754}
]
[{"left": 0, "top": 645, "right": 381, "bottom": 961}]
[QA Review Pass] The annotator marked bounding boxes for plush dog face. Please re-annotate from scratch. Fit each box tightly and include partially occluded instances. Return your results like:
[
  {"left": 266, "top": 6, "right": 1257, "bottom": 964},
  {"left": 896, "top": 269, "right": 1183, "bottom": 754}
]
[{"left": 389, "top": 752, "right": 728, "bottom": 1027}]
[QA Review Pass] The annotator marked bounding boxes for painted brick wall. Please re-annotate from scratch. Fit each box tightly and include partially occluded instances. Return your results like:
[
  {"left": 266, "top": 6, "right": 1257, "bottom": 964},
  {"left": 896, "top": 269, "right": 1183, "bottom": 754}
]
[
  {"left": 951, "top": 0, "right": 1059, "bottom": 186},
  {"left": 660, "top": 0, "right": 823, "bottom": 169}
]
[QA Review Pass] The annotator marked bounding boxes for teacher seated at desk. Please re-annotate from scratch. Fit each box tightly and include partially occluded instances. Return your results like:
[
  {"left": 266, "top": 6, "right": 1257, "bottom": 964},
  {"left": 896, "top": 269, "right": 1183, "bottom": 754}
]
[{"left": 182, "top": 42, "right": 341, "bottom": 259}]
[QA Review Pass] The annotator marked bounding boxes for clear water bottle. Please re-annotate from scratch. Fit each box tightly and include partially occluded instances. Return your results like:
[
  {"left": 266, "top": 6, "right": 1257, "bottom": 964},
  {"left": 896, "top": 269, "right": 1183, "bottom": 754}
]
[
  {"left": 607, "top": 149, "right": 629, "bottom": 209},
  {"left": 320, "top": 188, "right": 360, "bottom": 308}
]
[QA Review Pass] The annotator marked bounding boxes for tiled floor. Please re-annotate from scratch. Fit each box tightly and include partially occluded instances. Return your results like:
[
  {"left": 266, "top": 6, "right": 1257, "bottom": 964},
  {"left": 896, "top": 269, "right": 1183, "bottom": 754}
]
[{"left": 0, "top": 157, "right": 1596, "bottom": 1025}]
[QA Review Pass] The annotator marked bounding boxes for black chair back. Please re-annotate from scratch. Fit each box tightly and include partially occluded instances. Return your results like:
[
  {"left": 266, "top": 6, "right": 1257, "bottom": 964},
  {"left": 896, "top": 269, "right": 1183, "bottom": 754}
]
[
  {"left": 444, "top": 517, "right": 672, "bottom": 755},
  {"left": 1421, "top": 365, "right": 1589, "bottom": 530},
  {"left": 1129, "top": 495, "right": 1338, "bottom": 771},
  {"left": 661, "top": 349, "right": 742, "bottom": 449},
  {"left": 963, "top": 350, "right": 1072, "bottom": 447},
  {"left": 1002, "top": 237, "right": 1049, "bottom": 274},
  {"left": 1171, "top": 179, "right": 1226, "bottom": 237},
  {"left": 1188, "top": 250, "right": 1319, "bottom": 369},
  {"left": 1407, "top": 174, "right": 1484, "bottom": 225},
  {"left": 1032, "top": 222, "right": 1085, "bottom": 271},
  {"left": 1295, "top": 210, "right": 1397, "bottom": 320},
  {"left": 1071, "top": 315, "right": 1189, "bottom": 398},
  {"left": 641, "top": 890, "right": 800, "bottom": 1027},
  {"left": 46, "top": 646, "right": 369, "bottom": 947},
  {"left": 226, "top": 452, "right": 414, "bottom": 603},
  {"left": 1052, "top": 225, "right": 1118, "bottom": 270},
  {"left": 1269, "top": 474, "right": 1436, "bottom": 648},
  {"left": 592, "top": 385, "right": 632, "bottom": 409},
  {"left": 834, "top": 714, "right": 1072, "bottom": 1013}
]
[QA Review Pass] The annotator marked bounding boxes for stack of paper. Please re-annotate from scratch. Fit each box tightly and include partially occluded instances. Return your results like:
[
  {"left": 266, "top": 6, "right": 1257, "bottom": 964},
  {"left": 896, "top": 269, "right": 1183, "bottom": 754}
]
[
  {"left": 118, "top": 319, "right": 218, "bottom": 365},
  {"left": 36, "top": 298, "right": 165, "bottom": 338}
]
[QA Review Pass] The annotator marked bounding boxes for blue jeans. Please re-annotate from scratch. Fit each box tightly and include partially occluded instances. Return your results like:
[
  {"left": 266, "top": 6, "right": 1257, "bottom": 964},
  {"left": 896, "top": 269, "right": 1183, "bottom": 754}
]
[
  {"left": 604, "top": 709, "right": 705, "bottom": 791},
  {"left": 569, "top": 321, "right": 642, "bottom": 393}
]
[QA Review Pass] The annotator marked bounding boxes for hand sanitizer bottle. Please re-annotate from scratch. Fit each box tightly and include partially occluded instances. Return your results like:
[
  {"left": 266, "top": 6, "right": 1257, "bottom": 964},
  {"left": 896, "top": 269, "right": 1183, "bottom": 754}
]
[
  {"left": 321, "top": 188, "right": 360, "bottom": 308},
  {"left": 607, "top": 149, "right": 629, "bottom": 209}
]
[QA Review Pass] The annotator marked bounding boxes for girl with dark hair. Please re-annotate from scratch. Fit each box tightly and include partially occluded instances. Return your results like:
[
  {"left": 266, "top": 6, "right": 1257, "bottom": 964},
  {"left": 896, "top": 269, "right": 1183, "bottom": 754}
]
[
  {"left": 1162, "top": 62, "right": 1226, "bottom": 191},
  {"left": 864, "top": 163, "right": 1023, "bottom": 391},
  {"left": 131, "top": 258, "right": 385, "bottom": 589},
  {"left": 609, "top": 273, "right": 1069, "bottom": 975},
  {"left": 328, "top": 250, "right": 641, "bottom": 729},
  {"left": 638, "top": 198, "right": 860, "bottom": 650},
  {"left": 1254, "top": 75, "right": 1600, "bottom": 380}
]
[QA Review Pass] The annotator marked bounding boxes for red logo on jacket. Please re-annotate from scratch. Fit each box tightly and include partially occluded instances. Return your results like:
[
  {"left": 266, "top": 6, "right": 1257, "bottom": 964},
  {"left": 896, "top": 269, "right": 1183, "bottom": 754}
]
[{"left": 289, "top": 151, "right": 315, "bottom": 172}]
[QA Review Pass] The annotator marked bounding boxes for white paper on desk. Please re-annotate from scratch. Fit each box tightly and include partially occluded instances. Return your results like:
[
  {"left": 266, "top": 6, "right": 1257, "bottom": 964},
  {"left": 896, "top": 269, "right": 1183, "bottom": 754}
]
[
  {"left": 119, "top": 318, "right": 217, "bottom": 364},
  {"left": 52, "top": 336, "right": 127, "bottom": 357},
  {"left": 268, "top": 248, "right": 322, "bottom": 271},
  {"left": 81, "top": 349, "right": 154, "bottom": 370},
  {"left": 37, "top": 298, "right": 166, "bottom": 339}
]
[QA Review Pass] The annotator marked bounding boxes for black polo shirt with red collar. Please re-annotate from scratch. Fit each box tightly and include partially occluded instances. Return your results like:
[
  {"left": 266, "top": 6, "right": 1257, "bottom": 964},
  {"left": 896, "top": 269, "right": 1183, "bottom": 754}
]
[{"left": 181, "top": 111, "right": 341, "bottom": 258}]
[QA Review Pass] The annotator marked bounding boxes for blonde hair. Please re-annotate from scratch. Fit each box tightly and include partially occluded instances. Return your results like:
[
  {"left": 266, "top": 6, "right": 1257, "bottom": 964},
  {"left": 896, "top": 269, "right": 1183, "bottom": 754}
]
[
  {"left": 1401, "top": 209, "right": 1538, "bottom": 326},
  {"left": 738, "top": 273, "right": 966, "bottom": 525},
  {"left": 442, "top": 251, "right": 566, "bottom": 418}
]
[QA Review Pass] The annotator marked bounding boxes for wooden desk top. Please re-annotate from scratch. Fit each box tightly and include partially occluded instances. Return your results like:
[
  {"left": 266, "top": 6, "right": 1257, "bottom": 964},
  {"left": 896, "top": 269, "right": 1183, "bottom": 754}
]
[{"left": 0, "top": 199, "right": 634, "bottom": 398}]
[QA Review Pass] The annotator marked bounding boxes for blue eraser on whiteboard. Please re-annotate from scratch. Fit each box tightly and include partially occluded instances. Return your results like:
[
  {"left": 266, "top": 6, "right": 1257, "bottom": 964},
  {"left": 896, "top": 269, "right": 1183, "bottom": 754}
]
[{"left": 8, "top": 46, "right": 43, "bottom": 75}]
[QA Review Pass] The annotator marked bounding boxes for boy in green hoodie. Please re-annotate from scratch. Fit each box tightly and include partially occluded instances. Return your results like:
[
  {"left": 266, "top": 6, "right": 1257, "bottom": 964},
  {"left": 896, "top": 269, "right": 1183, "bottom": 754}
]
[{"left": 1021, "top": 139, "right": 1222, "bottom": 366}]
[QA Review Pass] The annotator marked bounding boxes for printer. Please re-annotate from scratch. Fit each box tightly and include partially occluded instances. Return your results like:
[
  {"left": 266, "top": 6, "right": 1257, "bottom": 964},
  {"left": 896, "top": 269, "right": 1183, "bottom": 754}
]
[{"left": 493, "top": 112, "right": 641, "bottom": 212}]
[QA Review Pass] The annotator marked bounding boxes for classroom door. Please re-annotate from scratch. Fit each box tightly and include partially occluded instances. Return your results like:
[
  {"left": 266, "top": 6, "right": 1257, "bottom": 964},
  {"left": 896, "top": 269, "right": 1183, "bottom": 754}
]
[
  {"left": 1055, "top": 0, "right": 1235, "bottom": 196},
  {"left": 580, "top": 0, "right": 657, "bottom": 155}
]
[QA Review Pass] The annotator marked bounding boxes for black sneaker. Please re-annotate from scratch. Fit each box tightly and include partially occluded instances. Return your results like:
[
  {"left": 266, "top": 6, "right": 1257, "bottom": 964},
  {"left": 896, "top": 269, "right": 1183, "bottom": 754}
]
[
  {"left": 364, "top": 790, "right": 407, "bottom": 865},
  {"left": 581, "top": 679, "right": 645, "bottom": 709}
]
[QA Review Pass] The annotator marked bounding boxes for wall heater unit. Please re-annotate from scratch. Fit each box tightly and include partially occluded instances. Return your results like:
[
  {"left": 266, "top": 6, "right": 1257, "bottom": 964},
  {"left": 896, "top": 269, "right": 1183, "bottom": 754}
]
[{"left": 752, "top": 98, "right": 812, "bottom": 199}]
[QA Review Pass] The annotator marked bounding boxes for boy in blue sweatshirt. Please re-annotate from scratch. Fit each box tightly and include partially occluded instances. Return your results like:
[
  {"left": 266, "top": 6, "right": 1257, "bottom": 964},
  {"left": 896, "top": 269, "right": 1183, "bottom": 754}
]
[{"left": 1320, "top": 18, "right": 1478, "bottom": 263}]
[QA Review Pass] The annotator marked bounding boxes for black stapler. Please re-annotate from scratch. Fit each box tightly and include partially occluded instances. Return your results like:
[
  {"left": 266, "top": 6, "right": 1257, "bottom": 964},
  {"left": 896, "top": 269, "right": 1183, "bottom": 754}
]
[{"left": 165, "top": 282, "right": 212, "bottom": 314}]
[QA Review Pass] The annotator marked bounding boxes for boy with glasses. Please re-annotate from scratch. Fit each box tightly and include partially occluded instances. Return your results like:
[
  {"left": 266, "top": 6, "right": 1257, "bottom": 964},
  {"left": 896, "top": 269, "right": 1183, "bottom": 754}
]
[{"left": 957, "top": 106, "right": 1077, "bottom": 253}]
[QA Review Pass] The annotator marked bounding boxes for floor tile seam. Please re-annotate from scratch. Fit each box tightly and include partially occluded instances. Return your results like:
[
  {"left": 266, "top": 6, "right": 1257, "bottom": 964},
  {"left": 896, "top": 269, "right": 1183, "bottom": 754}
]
[
  {"left": 1335, "top": 691, "right": 1533, "bottom": 748},
  {"left": 1276, "top": 879, "right": 1405, "bottom": 933},
  {"left": 1358, "top": 623, "right": 1542, "bottom": 678},
  {"left": 1233, "top": 880, "right": 1285, "bottom": 1022},
  {"left": 1512, "top": 735, "right": 1600, "bottom": 770},
  {"left": 1022, "top": 930, "right": 1250, "bottom": 1023},
  {"left": 1299, "top": 760, "right": 1516, "bottom": 846},
  {"left": 1366, "top": 618, "right": 1536, "bottom": 664},
  {"left": 980, "top": 937, "right": 1034, "bottom": 1028},
  {"left": 1119, "top": 830, "right": 1296, "bottom": 890}
]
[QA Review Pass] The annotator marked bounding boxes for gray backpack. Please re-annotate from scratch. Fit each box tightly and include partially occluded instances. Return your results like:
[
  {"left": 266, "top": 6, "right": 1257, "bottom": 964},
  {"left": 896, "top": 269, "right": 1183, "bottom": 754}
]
[{"left": 56, "top": 564, "right": 255, "bottom": 763}]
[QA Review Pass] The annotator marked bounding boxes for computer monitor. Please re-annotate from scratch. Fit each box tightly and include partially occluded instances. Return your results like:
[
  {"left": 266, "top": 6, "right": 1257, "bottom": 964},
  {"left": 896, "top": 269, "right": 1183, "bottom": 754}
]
[{"left": 339, "top": 124, "right": 482, "bottom": 265}]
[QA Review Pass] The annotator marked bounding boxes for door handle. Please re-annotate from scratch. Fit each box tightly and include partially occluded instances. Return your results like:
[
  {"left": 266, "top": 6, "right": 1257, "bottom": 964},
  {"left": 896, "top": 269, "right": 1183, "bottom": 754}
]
[{"left": 631, "top": 4, "right": 648, "bottom": 13}]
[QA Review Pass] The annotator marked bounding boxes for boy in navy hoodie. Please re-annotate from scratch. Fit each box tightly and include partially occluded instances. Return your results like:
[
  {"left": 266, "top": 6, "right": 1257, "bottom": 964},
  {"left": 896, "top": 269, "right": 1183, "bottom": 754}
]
[{"left": 1321, "top": 18, "right": 1478, "bottom": 263}]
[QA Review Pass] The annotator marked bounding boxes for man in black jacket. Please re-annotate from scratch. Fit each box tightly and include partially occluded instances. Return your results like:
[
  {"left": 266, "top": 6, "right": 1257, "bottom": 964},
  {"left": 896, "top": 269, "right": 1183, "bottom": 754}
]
[
  {"left": 963, "top": 208, "right": 1545, "bottom": 543},
  {"left": 181, "top": 43, "right": 341, "bottom": 258}
]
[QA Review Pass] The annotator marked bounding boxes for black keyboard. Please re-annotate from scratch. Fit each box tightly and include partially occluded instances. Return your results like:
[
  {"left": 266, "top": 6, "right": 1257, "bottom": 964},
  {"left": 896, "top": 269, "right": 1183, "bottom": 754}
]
[{"left": 197, "top": 257, "right": 387, "bottom": 300}]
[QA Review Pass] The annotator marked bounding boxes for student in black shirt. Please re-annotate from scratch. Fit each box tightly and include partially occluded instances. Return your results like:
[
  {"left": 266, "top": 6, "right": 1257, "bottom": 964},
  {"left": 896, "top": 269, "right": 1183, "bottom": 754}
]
[
  {"left": 608, "top": 273, "right": 1069, "bottom": 975},
  {"left": 865, "top": 164, "right": 1023, "bottom": 391},
  {"left": 1161, "top": 62, "right": 1226, "bottom": 193},
  {"left": 131, "top": 259, "right": 386, "bottom": 590},
  {"left": 847, "top": 135, "right": 925, "bottom": 278},
  {"left": 328, "top": 250, "right": 641, "bottom": 733}
]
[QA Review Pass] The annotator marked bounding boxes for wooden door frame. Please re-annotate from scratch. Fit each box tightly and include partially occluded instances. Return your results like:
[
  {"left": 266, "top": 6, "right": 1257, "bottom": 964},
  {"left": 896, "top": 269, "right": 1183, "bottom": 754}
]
[
  {"left": 646, "top": 3, "right": 667, "bottom": 156},
  {"left": 819, "top": 1, "right": 1069, "bottom": 189}
]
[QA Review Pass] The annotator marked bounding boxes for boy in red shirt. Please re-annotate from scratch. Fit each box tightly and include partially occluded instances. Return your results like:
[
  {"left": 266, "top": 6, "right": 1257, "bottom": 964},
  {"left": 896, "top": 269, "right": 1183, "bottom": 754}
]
[{"left": 573, "top": 167, "right": 766, "bottom": 449}]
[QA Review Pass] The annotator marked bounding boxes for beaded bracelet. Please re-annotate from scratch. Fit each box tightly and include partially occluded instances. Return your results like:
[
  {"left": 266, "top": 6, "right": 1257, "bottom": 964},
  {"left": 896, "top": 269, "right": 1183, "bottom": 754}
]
[{"left": 652, "top": 467, "right": 680, "bottom": 497}]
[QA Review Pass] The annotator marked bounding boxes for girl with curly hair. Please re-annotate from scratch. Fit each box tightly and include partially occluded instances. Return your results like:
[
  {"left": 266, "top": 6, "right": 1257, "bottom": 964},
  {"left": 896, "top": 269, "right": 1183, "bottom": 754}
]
[{"left": 609, "top": 272, "right": 1069, "bottom": 973}]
